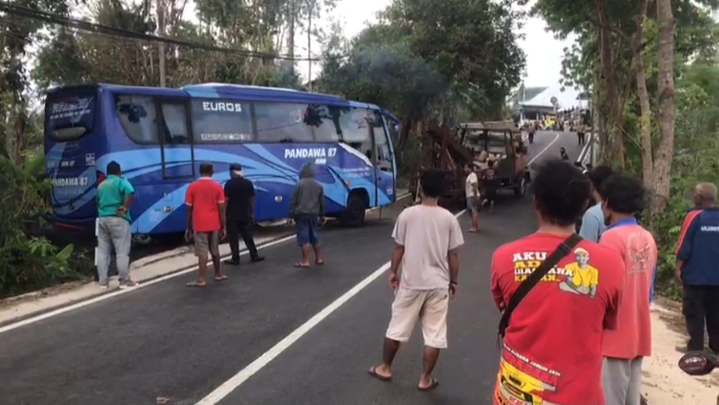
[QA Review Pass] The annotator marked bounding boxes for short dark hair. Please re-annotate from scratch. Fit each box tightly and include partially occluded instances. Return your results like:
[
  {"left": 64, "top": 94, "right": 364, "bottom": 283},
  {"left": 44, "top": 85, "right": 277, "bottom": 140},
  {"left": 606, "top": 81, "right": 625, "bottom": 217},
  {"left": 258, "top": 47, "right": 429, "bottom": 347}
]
[
  {"left": 199, "top": 162, "right": 214, "bottom": 176},
  {"left": 587, "top": 165, "right": 614, "bottom": 196},
  {"left": 106, "top": 161, "right": 121, "bottom": 175},
  {"left": 420, "top": 169, "right": 446, "bottom": 199},
  {"left": 602, "top": 174, "right": 646, "bottom": 215},
  {"left": 532, "top": 160, "right": 591, "bottom": 227}
]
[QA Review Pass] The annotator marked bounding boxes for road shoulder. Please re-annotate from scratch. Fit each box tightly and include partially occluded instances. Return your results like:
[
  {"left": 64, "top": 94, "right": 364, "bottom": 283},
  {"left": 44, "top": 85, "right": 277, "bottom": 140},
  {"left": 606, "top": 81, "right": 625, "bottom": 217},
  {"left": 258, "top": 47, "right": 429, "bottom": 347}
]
[
  {"left": 643, "top": 297, "right": 718, "bottom": 404},
  {"left": 0, "top": 193, "right": 410, "bottom": 329}
]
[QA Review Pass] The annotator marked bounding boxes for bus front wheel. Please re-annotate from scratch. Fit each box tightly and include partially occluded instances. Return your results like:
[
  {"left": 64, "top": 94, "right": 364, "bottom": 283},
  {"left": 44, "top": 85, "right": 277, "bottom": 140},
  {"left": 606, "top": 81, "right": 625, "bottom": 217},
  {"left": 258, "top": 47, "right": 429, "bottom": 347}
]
[{"left": 341, "top": 192, "right": 367, "bottom": 227}]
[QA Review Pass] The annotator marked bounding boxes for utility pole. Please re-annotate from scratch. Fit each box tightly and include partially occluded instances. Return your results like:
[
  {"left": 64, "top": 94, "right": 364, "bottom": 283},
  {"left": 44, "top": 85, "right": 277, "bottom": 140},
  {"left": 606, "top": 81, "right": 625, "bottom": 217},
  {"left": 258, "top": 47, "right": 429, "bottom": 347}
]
[
  {"left": 287, "top": 0, "right": 295, "bottom": 77},
  {"left": 156, "top": 0, "right": 166, "bottom": 87},
  {"left": 306, "top": 0, "right": 317, "bottom": 91}
]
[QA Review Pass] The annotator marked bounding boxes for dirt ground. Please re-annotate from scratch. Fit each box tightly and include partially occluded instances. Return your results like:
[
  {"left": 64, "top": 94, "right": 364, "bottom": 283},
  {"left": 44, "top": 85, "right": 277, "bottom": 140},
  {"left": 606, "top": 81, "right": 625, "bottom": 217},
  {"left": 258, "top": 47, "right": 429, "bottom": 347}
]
[{"left": 643, "top": 297, "right": 718, "bottom": 404}]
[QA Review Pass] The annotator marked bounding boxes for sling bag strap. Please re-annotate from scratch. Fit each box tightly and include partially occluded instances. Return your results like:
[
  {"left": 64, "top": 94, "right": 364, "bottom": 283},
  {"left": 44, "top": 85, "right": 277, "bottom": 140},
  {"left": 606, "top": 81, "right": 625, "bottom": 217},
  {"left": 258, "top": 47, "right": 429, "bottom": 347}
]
[{"left": 497, "top": 233, "right": 582, "bottom": 338}]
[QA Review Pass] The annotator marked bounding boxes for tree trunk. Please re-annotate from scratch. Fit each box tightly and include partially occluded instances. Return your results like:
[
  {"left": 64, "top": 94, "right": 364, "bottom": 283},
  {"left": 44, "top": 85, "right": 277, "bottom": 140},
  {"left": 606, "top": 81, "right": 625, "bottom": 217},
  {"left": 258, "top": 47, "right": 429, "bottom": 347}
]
[
  {"left": 595, "top": 0, "right": 625, "bottom": 168},
  {"left": 634, "top": 0, "right": 652, "bottom": 184},
  {"left": 652, "top": 0, "right": 676, "bottom": 212}
]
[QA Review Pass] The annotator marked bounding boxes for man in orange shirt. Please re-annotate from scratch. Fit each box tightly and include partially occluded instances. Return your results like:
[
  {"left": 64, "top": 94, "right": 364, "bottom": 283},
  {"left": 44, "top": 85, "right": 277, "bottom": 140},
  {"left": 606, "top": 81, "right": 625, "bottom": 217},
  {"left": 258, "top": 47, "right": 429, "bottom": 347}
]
[
  {"left": 185, "top": 162, "right": 228, "bottom": 287},
  {"left": 599, "top": 174, "right": 657, "bottom": 405}
]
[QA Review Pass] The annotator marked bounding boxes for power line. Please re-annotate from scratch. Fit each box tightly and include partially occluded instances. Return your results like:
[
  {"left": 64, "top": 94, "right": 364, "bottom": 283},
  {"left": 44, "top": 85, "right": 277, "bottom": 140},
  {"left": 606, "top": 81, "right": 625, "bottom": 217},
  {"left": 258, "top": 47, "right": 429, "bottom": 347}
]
[{"left": 0, "top": 2, "right": 347, "bottom": 62}]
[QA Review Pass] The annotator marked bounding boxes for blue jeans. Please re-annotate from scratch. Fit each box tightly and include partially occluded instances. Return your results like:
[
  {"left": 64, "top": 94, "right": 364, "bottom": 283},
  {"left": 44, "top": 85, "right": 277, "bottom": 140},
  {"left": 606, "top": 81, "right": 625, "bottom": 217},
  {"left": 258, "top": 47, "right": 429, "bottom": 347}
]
[{"left": 295, "top": 214, "right": 320, "bottom": 246}]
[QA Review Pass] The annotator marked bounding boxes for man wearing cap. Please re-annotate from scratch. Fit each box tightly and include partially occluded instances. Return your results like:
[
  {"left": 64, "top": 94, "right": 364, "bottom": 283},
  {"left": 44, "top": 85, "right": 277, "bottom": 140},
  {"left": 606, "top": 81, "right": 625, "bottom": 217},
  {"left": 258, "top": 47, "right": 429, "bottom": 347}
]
[{"left": 224, "top": 163, "right": 264, "bottom": 266}]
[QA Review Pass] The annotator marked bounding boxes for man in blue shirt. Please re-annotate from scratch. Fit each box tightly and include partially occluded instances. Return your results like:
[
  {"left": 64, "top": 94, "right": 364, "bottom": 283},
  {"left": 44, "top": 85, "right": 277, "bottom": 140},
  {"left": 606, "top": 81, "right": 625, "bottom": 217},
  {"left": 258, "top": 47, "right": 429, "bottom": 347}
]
[
  {"left": 579, "top": 165, "right": 615, "bottom": 242},
  {"left": 97, "top": 161, "right": 137, "bottom": 289},
  {"left": 676, "top": 182, "right": 719, "bottom": 352}
]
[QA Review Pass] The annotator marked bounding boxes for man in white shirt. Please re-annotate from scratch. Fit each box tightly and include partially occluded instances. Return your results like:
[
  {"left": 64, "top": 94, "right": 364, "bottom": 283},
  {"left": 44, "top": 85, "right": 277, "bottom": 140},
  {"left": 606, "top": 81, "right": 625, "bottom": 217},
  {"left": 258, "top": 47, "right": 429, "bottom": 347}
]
[
  {"left": 464, "top": 164, "right": 480, "bottom": 232},
  {"left": 368, "top": 169, "right": 464, "bottom": 392}
]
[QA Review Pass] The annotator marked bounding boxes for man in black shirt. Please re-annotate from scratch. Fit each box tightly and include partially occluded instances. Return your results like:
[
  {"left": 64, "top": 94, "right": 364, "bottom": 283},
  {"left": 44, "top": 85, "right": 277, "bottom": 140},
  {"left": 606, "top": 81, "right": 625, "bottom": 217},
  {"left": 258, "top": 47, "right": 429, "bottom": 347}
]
[{"left": 224, "top": 163, "right": 264, "bottom": 265}]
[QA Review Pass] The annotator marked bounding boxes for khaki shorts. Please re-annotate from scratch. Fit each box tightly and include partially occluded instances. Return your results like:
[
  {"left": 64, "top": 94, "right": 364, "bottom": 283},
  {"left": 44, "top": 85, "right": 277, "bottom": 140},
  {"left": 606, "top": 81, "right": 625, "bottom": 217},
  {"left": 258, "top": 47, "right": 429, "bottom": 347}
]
[
  {"left": 194, "top": 231, "right": 220, "bottom": 257},
  {"left": 385, "top": 287, "right": 449, "bottom": 349}
]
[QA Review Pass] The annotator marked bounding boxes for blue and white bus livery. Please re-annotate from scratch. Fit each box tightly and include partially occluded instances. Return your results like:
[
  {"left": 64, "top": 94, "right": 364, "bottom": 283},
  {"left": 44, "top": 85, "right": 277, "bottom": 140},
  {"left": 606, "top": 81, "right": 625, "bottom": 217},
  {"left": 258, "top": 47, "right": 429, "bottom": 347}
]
[{"left": 44, "top": 83, "right": 398, "bottom": 236}]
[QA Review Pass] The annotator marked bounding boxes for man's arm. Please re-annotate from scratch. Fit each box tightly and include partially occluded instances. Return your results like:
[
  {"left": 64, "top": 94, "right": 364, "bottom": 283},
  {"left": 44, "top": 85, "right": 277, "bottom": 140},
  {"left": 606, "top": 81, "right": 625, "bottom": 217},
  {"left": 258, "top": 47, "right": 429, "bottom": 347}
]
[
  {"left": 489, "top": 254, "right": 504, "bottom": 310},
  {"left": 184, "top": 185, "right": 194, "bottom": 231},
  {"left": 471, "top": 173, "right": 479, "bottom": 198},
  {"left": 218, "top": 186, "right": 227, "bottom": 230},
  {"left": 318, "top": 185, "right": 325, "bottom": 217},
  {"left": 120, "top": 179, "right": 135, "bottom": 212},
  {"left": 448, "top": 217, "right": 465, "bottom": 284},
  {"left": 248, "top": 182, "right": 256, "bottom": 220},
  {"left": 676, "top": 212, "right": 701, "bottom": 277},
  {"left": 223, "top": 183, "right": 231, "bottom": 206},
  {"left": 579, "top": 211, "right": 601, "bottom": 242},
  {"left": 288, "top": 186, "right": 299, "bottom": 217},
  {"left": 389, "top": 212, "right": 407, "bottom": 275}
]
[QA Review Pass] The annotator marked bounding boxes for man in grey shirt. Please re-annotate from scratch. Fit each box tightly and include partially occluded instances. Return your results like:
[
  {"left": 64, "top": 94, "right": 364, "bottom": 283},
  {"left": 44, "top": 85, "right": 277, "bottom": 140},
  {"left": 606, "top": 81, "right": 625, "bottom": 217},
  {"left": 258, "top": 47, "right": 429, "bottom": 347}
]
[
  {"left": 579, "top": 165, "right": 615, "bottom": 242},
  {"left": 289, "top": 163, "right": 326, "bottom": 267}
]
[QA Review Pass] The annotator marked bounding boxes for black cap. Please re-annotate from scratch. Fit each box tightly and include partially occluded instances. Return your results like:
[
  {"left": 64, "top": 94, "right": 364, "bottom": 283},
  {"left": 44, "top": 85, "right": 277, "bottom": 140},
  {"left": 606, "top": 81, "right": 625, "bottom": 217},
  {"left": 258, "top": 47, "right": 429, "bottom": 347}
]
[{"left": 229, "top": 163, "right": 242, "bottom": 171}]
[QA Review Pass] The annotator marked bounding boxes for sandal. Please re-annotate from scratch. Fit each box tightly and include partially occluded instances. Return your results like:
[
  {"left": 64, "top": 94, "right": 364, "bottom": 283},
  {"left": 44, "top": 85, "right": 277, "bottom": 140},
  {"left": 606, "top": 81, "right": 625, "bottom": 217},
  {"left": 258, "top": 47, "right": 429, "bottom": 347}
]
[
  {"left": 367, "top": 366, "right": 392, "bottom": 382},
  {"left": 418, "top": 378, "right": 439, "bottom": 392},
  {"left": 214, "top": 275, "right": 229, "bottom": 282},
  {"left": 186, "top": 281, "right": 206, "bottom": 288},
  {"left": 294, "top": 262, "right": 310, "bottom": 268}
]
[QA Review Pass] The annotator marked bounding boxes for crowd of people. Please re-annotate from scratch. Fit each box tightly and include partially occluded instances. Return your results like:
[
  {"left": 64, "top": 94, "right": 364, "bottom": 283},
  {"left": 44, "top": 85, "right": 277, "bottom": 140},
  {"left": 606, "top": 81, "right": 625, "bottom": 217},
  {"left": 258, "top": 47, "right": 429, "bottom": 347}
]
[
  {"left": 94, "top": 151, "right": 718, "bottom": 404},
  {"left": 367, "top": 157, "right": 719, "bottom": 405},
  {"left": 95, "top": 161, "right": 327, "bottom": 289}
]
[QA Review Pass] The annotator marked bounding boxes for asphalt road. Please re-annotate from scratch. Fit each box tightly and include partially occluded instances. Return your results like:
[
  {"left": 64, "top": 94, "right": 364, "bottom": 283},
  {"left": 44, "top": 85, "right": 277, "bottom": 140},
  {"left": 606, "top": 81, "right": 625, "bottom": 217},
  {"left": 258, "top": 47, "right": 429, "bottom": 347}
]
[{"left": 0, "top": 131, "right": 582, "bottom": 405}]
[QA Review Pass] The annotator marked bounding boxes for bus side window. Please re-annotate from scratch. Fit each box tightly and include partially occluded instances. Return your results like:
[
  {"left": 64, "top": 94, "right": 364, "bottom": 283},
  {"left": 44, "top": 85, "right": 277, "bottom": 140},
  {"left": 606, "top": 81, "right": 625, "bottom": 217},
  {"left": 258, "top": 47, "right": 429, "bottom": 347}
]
[
  {"left": 255, "top": 102, "right": 314, "bottom": 142},
  {"left": 339, "top": 108, "right": 373, "bottom": 157},
  {"left": 160, "top": 104, "right": 189, "bottom": 144},
  {"left": 115, "top": 95, "right": 158, "bottom": 144},
  {"left": 372, "top": 112, "right": 392, "bottom": 170}
]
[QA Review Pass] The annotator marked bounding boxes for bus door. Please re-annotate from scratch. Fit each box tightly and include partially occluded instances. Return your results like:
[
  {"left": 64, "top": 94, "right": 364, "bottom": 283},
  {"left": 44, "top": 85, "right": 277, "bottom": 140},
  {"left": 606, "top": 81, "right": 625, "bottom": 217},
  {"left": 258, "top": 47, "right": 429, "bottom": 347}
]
[
  {"left": 372, "top": 111, "right": 396, "bottom": 204},
  {"left": 156, "top": 99, "right": 195, "bottom": 179}
]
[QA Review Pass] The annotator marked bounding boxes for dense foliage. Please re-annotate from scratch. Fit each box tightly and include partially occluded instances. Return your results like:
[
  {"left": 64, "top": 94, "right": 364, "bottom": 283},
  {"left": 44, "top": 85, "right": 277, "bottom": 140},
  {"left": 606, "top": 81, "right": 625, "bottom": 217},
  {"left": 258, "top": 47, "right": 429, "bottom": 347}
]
[{"left": 535, "top": 0, "right": 719, "bottom": 298}]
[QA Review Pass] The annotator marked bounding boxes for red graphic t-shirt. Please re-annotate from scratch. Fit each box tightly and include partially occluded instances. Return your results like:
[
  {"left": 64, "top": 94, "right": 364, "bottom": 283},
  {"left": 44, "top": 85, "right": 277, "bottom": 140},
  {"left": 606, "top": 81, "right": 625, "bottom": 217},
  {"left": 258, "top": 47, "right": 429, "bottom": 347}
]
[
  {"left": 490, "top": 233, "right": 624, "bottom": 405},
  {"left": 185, "top": 177, "right": 225, "bottom": 233}
]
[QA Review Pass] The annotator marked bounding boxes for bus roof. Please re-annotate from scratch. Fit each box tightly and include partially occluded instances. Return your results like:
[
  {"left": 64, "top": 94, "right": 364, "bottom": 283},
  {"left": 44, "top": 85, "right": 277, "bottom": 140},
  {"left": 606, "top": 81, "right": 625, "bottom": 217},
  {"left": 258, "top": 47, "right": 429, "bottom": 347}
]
[
  {"left": 46, "top": 82, "right": 383, "bottom": 110},
  {"left": 182, "top": 83, "right": 358, "bottom": 106}
]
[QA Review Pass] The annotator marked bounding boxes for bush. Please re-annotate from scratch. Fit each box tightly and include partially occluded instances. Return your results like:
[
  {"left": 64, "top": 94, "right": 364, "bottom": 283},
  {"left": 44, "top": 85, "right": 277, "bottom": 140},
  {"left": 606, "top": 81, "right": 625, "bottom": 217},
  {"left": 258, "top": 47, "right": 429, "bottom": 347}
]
[{"left": 0, "top": 154, "right": 84, "bottom": 297}]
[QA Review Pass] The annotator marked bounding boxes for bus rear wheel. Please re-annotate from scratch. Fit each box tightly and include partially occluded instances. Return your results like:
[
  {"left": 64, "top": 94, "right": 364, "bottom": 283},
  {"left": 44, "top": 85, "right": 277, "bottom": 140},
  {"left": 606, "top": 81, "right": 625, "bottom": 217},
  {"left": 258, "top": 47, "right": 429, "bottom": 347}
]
[{"left": 341, "top": 192, "right": 367, "bottom": 227}]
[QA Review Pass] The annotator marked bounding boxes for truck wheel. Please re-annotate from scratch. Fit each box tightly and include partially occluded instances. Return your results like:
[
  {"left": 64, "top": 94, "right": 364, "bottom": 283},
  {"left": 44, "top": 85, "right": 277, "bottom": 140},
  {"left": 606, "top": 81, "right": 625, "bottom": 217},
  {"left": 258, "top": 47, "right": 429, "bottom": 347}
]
[{"left": 341, "top": 192, "right": 367, "bottom": 227}]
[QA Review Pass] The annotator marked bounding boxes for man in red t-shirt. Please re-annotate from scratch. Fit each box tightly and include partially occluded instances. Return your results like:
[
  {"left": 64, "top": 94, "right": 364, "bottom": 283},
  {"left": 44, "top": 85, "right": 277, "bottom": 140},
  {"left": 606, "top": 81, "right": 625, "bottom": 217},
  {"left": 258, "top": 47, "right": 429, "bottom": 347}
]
[
  {"left": 490, "top": 160, "right": 624, "bottom": 405},
  {"left": 598, "top": 174, "right": 656, "bottom": 405},
  {"left": 185, "top": 162, "right": 227, "bottom": 287}
]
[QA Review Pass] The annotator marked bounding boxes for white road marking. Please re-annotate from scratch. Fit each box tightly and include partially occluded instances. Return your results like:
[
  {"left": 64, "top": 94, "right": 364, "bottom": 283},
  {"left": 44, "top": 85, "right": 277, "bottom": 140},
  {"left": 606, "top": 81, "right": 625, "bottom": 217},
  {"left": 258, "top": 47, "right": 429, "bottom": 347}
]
[
  {"left": 195, "top": 209, "right": 468, "bottom": 405},
  {"left": 577, "top": 133, "right": 594, "bottom": 164},
  {"left": 0, "top": 194, "right": 412, "bottom": 334},
  {"left": 528, "top": 132, "right": 561, "bottom": 165},
  {"left": 0, "top": 234, "right": 295, "bottom": 335}
]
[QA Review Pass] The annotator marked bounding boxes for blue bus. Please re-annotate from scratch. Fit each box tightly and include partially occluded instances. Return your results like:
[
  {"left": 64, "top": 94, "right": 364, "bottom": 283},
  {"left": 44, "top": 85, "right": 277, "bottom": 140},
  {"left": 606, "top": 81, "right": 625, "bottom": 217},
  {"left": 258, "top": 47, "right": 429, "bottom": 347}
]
[{"left": 44, "top": 83, "right": 399, "bottom": 236}]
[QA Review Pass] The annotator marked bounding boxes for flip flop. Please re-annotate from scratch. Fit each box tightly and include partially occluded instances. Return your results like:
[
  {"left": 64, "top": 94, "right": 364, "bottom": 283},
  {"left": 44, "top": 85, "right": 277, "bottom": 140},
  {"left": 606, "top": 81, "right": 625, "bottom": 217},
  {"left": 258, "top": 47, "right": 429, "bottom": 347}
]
[
  {"left": 418, "top": 378, "right": 439, "bottom": 392},
  {"left": 367, "top": 366, "right": 392, "bottom": 382},
  {"left": 214, "top": 275, "right": 229, "bottom": 282},
  {"left": 315, "top": 260, "right": 325, "bottom": 265},
  {"left": 294, "top": 263, "right": 310, "bottom": 268},
  {"left": 186, "top": 281, "right": 206, "bottom": 288}
]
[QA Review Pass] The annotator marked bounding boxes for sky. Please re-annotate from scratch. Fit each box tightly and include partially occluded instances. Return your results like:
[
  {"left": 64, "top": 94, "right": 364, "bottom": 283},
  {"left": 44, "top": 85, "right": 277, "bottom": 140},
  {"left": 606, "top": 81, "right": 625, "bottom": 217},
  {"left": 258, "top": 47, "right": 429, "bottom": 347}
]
[
  {"left": 176, "top": 0, "right": 574, "bottom": 89},
  {"left": 291, "top": 0, "right": 575, "bottom": 88}
]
